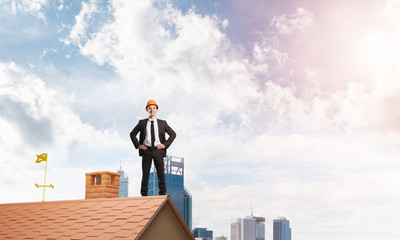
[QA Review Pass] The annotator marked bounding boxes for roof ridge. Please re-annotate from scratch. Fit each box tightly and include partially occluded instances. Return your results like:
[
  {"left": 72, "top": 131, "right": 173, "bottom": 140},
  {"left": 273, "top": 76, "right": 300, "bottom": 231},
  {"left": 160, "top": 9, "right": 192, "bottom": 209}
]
[{"left": 0, "top": 195, "right": 168, "bottom": 206}]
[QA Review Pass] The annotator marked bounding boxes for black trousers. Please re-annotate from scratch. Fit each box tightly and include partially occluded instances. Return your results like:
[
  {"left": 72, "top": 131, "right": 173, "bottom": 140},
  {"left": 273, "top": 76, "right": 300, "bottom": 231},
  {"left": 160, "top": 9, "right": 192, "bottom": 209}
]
[{"left": 141, "top": 147, "right": 166, "bottom": 196}]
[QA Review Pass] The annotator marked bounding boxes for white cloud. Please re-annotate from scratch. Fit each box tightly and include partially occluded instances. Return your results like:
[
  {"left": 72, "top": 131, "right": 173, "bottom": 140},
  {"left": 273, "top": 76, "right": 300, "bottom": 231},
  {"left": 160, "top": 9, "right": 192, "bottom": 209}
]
[
  {"left": 40, "top": 48, "right": 58, "bottom": 59},
  {"left": 0, "top": 0, "right": 49, "bottom": 20},
  {"left": 57, "top": 0, "right": 64, "bottom": 11},
  {"left": 64, "top": 0, "right": 262, "bottom": 131},
  {"left": 63, "top": 0, "right": 99, "bottom": 46},
  {"left": 221, "top": 18, "right": 229, "bottom": 29},
  {"left": 253, "top": 43, "right": 289, "bottom": 66},
  {"left": 383, "top": 0, "right": 400, "bottom": 26},
  {"left": 271, "top": 7, "right": 314, "bottom": 35}
]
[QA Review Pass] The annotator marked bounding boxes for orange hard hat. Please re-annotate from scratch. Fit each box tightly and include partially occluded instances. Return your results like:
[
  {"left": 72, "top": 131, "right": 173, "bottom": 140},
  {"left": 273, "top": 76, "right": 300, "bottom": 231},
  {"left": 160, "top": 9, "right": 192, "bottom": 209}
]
[{"left": 145, "top": 100, "right": 158, "bottom": 110}]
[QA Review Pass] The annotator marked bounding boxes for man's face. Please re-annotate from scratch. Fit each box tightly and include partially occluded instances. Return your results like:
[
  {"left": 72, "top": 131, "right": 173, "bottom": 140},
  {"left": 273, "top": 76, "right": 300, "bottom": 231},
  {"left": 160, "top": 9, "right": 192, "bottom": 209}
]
[{"left": 147, "top": 105, "right": 158, "bottom": 117}]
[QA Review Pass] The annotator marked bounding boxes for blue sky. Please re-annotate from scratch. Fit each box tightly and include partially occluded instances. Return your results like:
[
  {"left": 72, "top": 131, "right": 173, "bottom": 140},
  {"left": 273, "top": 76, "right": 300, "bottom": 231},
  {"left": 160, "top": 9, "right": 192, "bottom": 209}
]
[{"left": 1, "top": 0, "right": 400, "bottom": 239}]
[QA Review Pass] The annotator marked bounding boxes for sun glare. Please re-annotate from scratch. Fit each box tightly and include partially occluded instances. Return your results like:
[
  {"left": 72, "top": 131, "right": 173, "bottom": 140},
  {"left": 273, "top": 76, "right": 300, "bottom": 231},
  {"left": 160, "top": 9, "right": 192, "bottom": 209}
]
[
  {"left": 359, "top": 32, "right": 394, "bottom": 71},
  {"left": 363, "top": 35, "right": 390, "bottom": 65}
]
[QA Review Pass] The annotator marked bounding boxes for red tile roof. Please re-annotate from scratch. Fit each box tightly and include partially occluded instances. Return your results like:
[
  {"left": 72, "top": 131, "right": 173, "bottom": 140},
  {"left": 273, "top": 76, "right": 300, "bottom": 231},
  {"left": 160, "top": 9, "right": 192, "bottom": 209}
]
[{"left": 0, "top": 195, "right": 193, "bottom": 240}]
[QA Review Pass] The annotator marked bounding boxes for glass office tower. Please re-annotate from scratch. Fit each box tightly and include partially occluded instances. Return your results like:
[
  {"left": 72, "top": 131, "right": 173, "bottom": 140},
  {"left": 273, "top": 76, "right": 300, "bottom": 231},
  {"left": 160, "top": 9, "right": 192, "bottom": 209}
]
[
  {"left": 184, "top": 187, "right": 192, "bottom": 230},
  {"left": 148, "top": 155, "right": 192, "bottom": 230},
  {"left": 253, "top": 216, "right": 265, "bottom": 240},
  {"left": 273, "top": 217, "right": 291, "bottom": 240},
  {"left": 117, "top": 165, "right": 129, "bottom": 197}
]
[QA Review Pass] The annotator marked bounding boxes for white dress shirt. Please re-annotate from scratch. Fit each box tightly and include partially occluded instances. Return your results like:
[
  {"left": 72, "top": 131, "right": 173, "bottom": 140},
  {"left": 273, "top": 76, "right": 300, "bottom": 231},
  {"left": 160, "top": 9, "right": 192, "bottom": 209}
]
[{"left": 144, "top": 118, "right": 161, "bottom": 147}]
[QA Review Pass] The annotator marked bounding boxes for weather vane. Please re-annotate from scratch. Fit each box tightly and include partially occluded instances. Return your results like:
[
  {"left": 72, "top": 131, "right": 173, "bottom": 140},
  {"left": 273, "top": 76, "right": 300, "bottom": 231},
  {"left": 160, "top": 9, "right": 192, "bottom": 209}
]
[{"left": 34, "top": 153, "right": 54, "bottom": 202}]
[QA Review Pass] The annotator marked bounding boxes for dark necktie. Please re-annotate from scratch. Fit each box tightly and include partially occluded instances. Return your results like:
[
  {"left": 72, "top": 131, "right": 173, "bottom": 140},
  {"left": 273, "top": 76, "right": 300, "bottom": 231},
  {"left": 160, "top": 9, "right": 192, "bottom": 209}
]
[{"left": 151, "top": 120, "right": 155, "bottom": 147}]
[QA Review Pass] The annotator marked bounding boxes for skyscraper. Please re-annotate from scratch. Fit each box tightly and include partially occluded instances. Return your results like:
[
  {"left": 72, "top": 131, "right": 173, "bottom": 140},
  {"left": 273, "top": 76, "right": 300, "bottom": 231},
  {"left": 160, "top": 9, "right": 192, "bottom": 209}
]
[
  {"left": 117, "top": 164, "right": 129, "bottom": 197},
  {"left": 273, "top": 217, "right": 291, "bottom": 240},
  {"left": 231, "top": 216, "right": 265, "bottom": 240},
  {"left": 184, "top": 187, "right": 192, "bottom": 230},
  {"left": 254, "top": 216, "right": 265, "bottom": 240},
  {"left": 148, "top": 155, "right": 192, "bottom": 230},
  {"left": 231, "top": 220, "right": 241, "bottom": 240},
  {"left": 241, "top": 217, "right": 256, "bottom": 240}
]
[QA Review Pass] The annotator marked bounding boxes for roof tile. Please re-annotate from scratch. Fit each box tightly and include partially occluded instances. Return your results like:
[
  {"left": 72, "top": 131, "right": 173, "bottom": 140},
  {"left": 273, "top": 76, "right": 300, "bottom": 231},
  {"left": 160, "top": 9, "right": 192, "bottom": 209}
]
[{"left": 110, "top": 219, "right": 127, "bottom": 226}]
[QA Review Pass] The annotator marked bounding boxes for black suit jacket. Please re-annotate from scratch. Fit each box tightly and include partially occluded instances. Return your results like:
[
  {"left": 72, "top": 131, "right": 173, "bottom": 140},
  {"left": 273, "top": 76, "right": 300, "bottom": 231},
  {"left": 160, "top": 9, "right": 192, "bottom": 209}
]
[{"left": 130, "top": 119, "right": 176, "bottom": 157}]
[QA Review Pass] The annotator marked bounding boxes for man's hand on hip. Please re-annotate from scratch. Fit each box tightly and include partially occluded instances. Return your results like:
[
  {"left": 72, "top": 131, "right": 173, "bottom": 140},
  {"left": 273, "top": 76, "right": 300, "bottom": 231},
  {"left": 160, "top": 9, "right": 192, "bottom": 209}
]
[
  {"left": 156, "top": 144, "right": 165, "bottom": 149},
  {"left": 139, "top": 145, "right": 147, "bottom": 150}
]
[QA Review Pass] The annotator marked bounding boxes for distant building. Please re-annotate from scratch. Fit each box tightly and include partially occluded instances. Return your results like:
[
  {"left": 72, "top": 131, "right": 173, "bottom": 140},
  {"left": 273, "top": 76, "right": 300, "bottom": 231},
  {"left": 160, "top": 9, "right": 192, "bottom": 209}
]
[
  {"left": 193, "top": 227, "right": 213, "bottom": 240},
  {"left": 148, "top": 155, "right": 192, "bottom": 230},
  {"left": 117, "top": 164, "right": 129, "bottom": 197},
  {"left": 231, "top": 215, "right": 265, "bottom": 240},
  {"left": 231, "top": 220, "right": 241, "bottom": 240},
  {"left": 241, "top": 217, "right": 256, "bottom": 240},
  {"left": 184, "top": 188, "right": 193, "bottom": 230},
  {"left": 253, "top": 216, "right": 265, "bottom": 240},
  {"left": 273, "top": 217, "right": 291, "bottom": 240},
  {"left": 214, "top": 236, "right": 227, "bottom": 240}
]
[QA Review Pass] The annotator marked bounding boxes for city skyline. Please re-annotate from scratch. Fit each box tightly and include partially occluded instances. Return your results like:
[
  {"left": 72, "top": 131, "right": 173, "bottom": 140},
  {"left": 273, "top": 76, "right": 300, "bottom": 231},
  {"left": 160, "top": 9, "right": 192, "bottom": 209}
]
[
  {"left": 1, "top": 0, "right": 400, "bottom": 239},
  {"left": 231, "top": 215, "right": 265, "bottom": 240}
]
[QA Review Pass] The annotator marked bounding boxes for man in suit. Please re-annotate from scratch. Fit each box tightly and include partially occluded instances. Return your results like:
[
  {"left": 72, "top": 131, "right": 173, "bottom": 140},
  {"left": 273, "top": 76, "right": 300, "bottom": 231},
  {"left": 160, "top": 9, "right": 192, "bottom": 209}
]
[{"left": 130, "top": 100, "right": 176, "bottom": 196}]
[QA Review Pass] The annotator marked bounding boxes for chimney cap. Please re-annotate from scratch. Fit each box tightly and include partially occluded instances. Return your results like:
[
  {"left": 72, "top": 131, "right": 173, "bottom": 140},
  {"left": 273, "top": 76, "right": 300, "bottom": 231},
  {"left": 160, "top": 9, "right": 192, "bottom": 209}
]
[{"left": 85, "top": 171, "right": 121, "bottom": 176}]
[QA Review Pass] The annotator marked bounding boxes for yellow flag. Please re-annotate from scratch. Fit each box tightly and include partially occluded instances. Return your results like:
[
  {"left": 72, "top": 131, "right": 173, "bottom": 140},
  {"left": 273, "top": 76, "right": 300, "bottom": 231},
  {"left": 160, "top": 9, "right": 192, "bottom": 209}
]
[{"left": 36, "top": 153, "right": 48, "bottom": 163}]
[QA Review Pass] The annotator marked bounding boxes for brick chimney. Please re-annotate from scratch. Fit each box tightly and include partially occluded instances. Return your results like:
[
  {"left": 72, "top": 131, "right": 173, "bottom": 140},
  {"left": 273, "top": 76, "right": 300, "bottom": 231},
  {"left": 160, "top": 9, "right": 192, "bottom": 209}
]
[{"left": 85, "top": 171, "right": 120, "bottom": 199}]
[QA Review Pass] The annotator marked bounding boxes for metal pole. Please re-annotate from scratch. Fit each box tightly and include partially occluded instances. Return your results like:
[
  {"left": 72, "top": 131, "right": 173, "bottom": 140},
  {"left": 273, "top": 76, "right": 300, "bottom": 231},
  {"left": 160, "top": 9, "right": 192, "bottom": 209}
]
[{"left": 42, "top": 160, "right": 48, "bottom": 202}]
